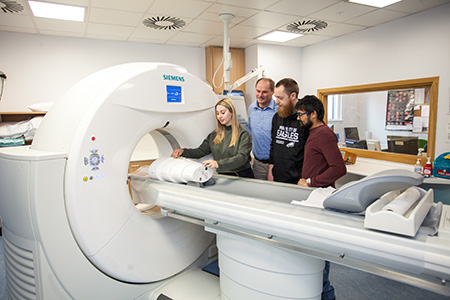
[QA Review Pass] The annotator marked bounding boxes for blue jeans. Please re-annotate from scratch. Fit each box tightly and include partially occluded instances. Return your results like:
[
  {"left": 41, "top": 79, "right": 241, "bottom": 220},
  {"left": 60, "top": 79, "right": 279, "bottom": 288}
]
[{"left": 322, "top": 261, "right": 335, "bottom": 300}]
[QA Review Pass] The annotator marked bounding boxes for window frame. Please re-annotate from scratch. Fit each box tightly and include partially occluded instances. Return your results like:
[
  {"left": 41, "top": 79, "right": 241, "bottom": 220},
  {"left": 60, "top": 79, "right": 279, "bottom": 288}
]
[{"left": 317, "top": 76, "right": 438, "bottom": 165}]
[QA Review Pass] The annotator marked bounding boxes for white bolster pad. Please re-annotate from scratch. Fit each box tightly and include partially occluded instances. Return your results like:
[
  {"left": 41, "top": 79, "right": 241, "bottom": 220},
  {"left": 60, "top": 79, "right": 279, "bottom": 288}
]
[{"left": 148, "top": 157, "right": 213, "bottom": 183}]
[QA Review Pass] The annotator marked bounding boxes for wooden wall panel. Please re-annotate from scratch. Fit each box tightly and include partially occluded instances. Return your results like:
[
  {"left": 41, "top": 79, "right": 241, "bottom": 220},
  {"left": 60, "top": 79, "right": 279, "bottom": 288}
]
[{"left": 205, "top": 46, "right": 246, "bottom": 95}]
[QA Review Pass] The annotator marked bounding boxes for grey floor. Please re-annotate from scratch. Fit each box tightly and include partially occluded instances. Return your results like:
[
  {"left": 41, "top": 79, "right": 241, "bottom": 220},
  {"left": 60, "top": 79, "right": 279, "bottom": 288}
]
[
  {"left": 0, "top": 235, "right": 449, "bottom": 300},
  {"left": 330, "top": 262, "right": 450, "bottom": 300}
]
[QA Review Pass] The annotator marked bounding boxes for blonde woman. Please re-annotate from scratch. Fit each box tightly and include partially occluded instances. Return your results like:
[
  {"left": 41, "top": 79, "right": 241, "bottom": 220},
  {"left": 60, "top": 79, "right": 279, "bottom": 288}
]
[{"left": 171, "top": 98, "right": 254, "bottom": 178}]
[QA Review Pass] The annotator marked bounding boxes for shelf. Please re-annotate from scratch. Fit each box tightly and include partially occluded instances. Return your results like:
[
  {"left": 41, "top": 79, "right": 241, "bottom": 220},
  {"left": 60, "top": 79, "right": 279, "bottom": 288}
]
[{"left": 0, "top": 112, "right": 46, "bottom": 123}]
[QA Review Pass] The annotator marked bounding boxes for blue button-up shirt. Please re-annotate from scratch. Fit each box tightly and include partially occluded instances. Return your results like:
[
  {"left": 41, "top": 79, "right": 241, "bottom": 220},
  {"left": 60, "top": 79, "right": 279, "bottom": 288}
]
[{"left": 247, "top": 99, "right": 278, "bottom": 160}]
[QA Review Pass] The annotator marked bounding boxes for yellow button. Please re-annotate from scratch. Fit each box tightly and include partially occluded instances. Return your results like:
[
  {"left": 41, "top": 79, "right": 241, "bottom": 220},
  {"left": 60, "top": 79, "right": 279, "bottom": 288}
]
[{"left": 83, "top": 176, "right": 88, "bottom": 182}]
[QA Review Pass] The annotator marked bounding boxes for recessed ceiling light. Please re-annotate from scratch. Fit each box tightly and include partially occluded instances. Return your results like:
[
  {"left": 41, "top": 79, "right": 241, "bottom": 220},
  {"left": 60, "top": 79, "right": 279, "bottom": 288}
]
[
  {"left": 257, "top": 31, "right": 303, "bottom": 43},
  {"left": 29, "top": 1, "right": 85, "bottom": 22},
  {"left": 349, "top": 0, "right": 402, "bottom": 8}
]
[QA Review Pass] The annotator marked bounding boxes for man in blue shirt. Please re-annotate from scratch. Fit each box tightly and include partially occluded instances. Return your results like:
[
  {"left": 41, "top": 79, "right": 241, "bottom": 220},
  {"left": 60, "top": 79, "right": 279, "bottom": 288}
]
[{"left": 247, "top": 78, "right": 278, "bottom": 179}]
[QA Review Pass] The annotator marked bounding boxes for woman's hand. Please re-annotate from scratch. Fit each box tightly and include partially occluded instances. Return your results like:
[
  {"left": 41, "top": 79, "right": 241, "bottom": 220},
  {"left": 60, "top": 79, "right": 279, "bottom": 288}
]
[
  {"left": 171, "top": 149, "right": 184, "bottom": 158},
  {"left": 202, "top": 159, "right": 218, "bottom": 169}
]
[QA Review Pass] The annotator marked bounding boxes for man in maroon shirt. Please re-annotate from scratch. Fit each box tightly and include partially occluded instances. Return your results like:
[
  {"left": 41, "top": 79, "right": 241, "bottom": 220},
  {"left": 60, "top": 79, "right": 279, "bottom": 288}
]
[
  {"left": 295, "top": 95, "right": 346, "bottom": 300},
  {"left": 295, "top": 95, "right": 346, "bottom": 188}
]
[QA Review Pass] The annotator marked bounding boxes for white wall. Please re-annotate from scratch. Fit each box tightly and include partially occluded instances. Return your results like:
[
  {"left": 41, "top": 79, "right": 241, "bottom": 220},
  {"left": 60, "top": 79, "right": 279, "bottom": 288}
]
[
  {"left": 300, "top": 3, "right": 450, "bottom": 157},
  {"left": 244, "top": 44, "right": 302, "bottom": 108},
  {"left": 244, "top": 44, "right": 258, "bottom": 108},
  {"left": 0, "top": 32, "right": 206, "bottom": 111}
]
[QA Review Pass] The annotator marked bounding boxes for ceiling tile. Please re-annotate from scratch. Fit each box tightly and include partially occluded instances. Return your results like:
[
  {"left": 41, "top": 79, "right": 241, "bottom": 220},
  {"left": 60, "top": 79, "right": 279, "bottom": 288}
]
[
  {"left": 131, "top": 27, "right": 178, "bottom": 40},
  {"left": 290, "top": 34, "right": 333, "bottom": 46},
  {"left": 215, "top": 0, "right": 279, "bottom": 10},
  {"left": 318, "top": 23, "right": 367, "bottom": 37},
  {"left": 239, "top": 11, "right": 301, "bottom": 30},
  {"left": 89, "top": 7, "right": 143, "bottom": 27},
  {"left": 183, "top": 19, "right": 224, "bottom": 35},
  {"left": 385, "top": 0, "right": 450, "bottom": 13},
  {"left": 91, "top": 0, "right": 154, "bottom": 12},
  {"left": 148, "top": 0, "right": 213, "bottom": 18},
  {"left": 34, "top": 18, "right": 86, "bottom": 33},
  {"left": 229, "top": 24, "right": 270, "bottom": 39},
  {"left": 346, "top": 9, "right": 408, "bottom": 27},
  {"left": 196, "top": 11, "right": 246, "bottom": 24},
  {"left": 266, "top": 0, "right": 341, "bottom": 16},
  {"left": 0, "top": 14, "right": 35, "bottom": 29},
  {"left": 168, "top": 31, "right": 216, "bottom": 44},
  {"left": 308, "top": 1, "right": 376, "bottom": 22},
  {"left": 87, "top": 23, "right": 135, "bottom": 37},
  {"left": 205, "top": 3, "right": 259, "bottom": 18}
]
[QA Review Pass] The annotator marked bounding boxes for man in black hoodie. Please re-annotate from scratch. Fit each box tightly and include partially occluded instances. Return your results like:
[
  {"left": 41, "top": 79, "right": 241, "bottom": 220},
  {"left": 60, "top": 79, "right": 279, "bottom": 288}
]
[
  {"left": 267, "top": 78, "right": 308, "bottom": 184},
  {"left": 268, "top": 80, "right": 335, "bottom": 300}
]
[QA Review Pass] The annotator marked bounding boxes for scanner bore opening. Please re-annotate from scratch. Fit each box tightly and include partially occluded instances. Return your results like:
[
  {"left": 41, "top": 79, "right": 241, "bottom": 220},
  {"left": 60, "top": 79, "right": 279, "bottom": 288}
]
[{"left": 128, "top": 129, "right": 181, "bottom": 214}]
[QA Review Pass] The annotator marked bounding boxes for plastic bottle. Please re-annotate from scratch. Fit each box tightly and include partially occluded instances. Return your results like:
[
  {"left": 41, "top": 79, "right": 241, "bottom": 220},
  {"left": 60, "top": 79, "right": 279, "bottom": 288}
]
[
  {"left": 413, "top": 159, "right": 422, "bottom": 174},
  {"left": 423, "top": 157, "right": 433, "bottom": 177}
]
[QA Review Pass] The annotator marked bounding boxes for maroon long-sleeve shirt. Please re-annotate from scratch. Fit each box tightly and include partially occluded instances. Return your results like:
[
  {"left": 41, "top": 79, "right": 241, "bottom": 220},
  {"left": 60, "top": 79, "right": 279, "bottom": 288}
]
[{"left": 302, "top": 124, "right": 346, "bottom": 187}]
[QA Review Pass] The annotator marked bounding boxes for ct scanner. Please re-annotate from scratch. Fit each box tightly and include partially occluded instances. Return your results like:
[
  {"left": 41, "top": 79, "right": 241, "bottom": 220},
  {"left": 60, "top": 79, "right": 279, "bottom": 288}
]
[{"left": 0, "top": 62, "right": 449, "bottom": 300}]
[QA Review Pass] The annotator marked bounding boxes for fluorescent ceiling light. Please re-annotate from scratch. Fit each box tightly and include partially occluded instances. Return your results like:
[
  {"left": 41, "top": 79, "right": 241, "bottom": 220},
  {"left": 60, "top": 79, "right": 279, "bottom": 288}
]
[
  {"left": 349, "top": 0, "right": 402, "bottom": 8},
  {"left": 257, "top": 31, "right": 303, "bottom": 43},
  {"left": 29, "top": 1, "right": 85, "bottom": 22}
]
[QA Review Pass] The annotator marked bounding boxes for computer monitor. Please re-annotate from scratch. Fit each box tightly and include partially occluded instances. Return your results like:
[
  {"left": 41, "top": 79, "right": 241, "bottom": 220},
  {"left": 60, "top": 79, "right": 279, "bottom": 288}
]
[
  {"left": 344, "top": 127, "right": 359, "bottom": 142},
  {"left": 387, "top": 136, "right": 419, "bottom": 155},
  {"left": 344, "top": 127, "right": 367, "bottom": 149},
  {"left": 345, "top": 139, "right": 368, "bottom": 149}
]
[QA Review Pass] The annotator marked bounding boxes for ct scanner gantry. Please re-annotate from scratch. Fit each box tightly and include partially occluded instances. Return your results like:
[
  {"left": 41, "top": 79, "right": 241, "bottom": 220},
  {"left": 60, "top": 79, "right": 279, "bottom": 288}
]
[{"left": 0, "top": 63, "right": 222, "bottom": 299}]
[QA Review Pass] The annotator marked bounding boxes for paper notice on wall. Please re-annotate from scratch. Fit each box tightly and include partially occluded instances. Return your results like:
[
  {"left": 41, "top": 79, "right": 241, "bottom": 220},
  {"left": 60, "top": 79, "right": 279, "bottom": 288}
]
[
  {"left": 421, "top": 105, "right": 430, "bottom": 117},
  {"left": 447, "top": 115, "right": 450, "bottom": 143},
  {"left": 415, "top": 88, "right": 425, "bottom": 104},
  {"left": 413, "top": 117, "right": 423, "bottom": 132}
]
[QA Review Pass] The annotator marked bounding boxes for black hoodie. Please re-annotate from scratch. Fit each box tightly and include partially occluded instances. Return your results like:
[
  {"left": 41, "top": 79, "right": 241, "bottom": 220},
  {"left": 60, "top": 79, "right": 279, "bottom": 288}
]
[{"left": 269, "top": 112, "right": 308, "bottom": 184}]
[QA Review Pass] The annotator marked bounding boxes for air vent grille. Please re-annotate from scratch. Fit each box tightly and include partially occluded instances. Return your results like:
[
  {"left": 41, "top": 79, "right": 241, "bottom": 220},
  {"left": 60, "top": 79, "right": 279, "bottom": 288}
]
[
  {"left": 0, "top": 0, "right": 24, "bottom": 13},
  {"left": 143, "top": 16, "right": 186, "bottom": 30},
  {"left": 286, "top": 20, "right": 328, "bottom": 34},
  {"left": 3, "top": 236, "right": 37, "bottom": 300}
]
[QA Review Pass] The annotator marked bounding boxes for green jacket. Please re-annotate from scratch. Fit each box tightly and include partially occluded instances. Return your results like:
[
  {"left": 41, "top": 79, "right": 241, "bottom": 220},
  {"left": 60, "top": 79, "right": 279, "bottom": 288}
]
[{"left": 182, "top": 126, "right": 252, "bottom": 173}]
